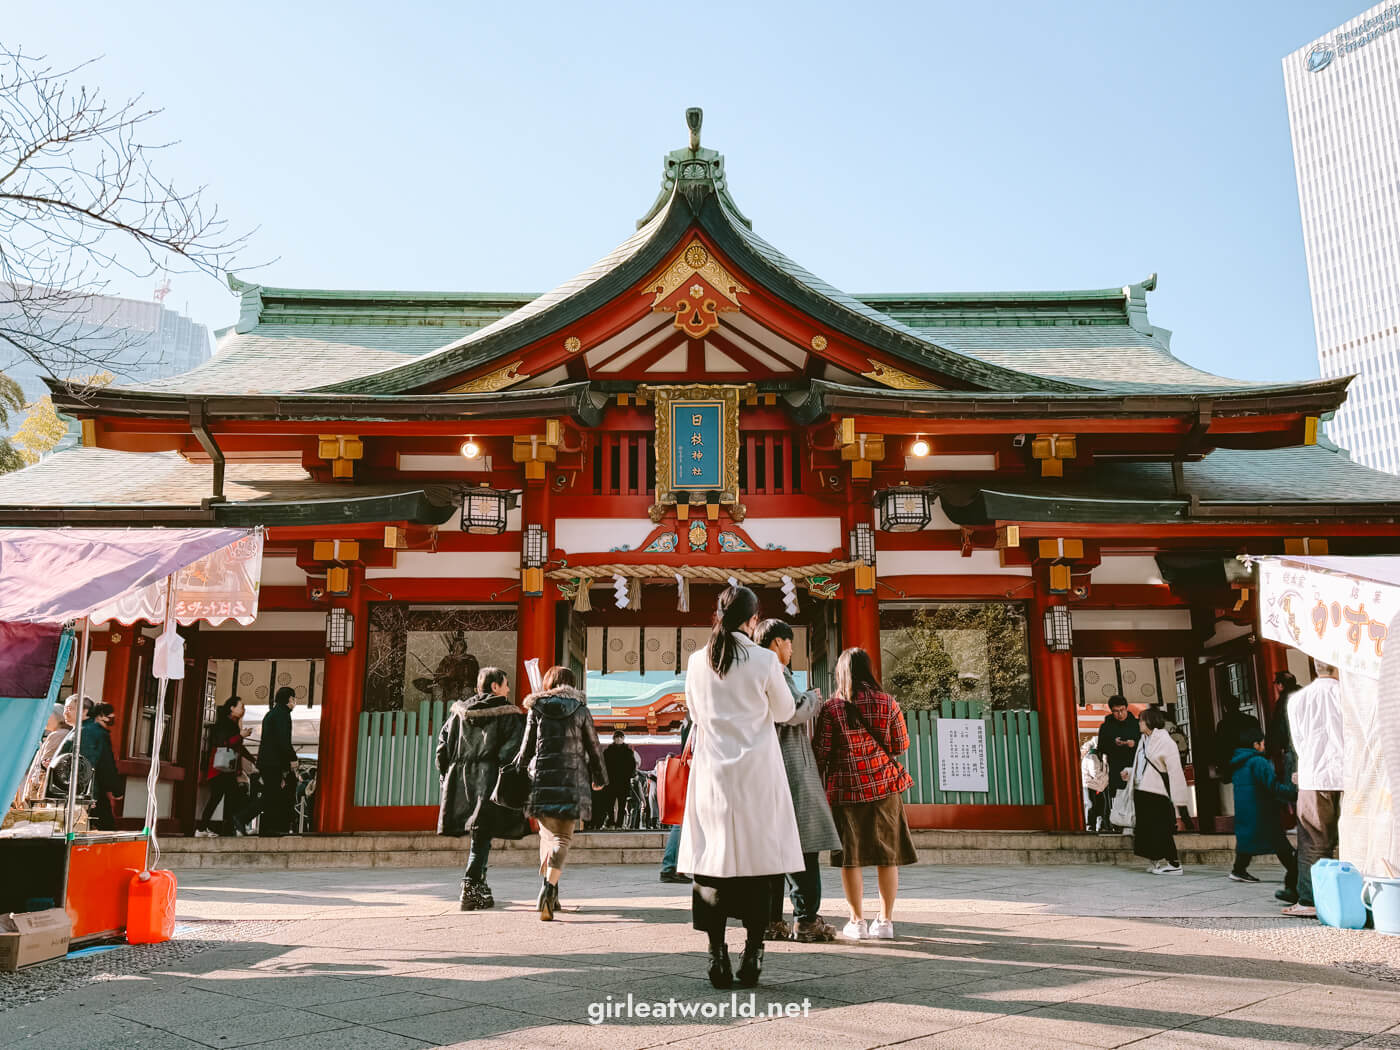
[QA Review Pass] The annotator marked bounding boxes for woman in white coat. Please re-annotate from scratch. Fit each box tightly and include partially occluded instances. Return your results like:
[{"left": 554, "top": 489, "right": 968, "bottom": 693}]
[
  {"left": 679, "top": 585, "right": 803, "bottom": 990},
  {"left": 1131, "top": 706, "right": 1190, "bottom": 875}
]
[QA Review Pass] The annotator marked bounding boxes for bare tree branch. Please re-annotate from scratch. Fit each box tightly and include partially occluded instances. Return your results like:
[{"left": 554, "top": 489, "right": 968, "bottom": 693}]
[{"left": 0, "top": 44, "right": 253, "bottom": 381}]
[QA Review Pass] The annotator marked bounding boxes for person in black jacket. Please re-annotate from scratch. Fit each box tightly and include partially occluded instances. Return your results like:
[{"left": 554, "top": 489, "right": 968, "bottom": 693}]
[
  {"left": 1214, "top": 695, "right": 1263, "bottom": 774},
  {"left": 58, "top": 703, "right": 123, "bottom": 829},
  {"left": 196, "top": 696, "right": 256, "bottom": 836},
  {"left": 436, "top": 667, "right": 529, "bottom": 910},
  {"left": 1096, "top": 696, "right": 1140, "bottom": 831},
  {"left": 237, "top": 687, "right": 298, "bottom": 836},
  {"left": 515, "top": 666, "right": 607, "bottom": 921},
  {"left": 602, "top": 731, "right": 639, "bottom": 827}
]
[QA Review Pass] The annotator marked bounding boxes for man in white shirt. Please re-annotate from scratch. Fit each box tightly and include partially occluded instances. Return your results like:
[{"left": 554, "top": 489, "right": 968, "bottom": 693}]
[{"left": 1283, "top": 663, "right": 1343, "bottom": 918}]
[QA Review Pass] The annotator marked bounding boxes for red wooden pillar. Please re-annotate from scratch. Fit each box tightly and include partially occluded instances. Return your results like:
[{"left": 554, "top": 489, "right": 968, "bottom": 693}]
[
  {"left": 319, "top": 562, "right": 367, "bottom": 834},
  {"left": 1030, "top": 588, "right": 1081, "bottom": 831},
  {"left": 101, "top": 628, "right": 138, "bottom": 756},
  {"left": 1255, "top": 637, "right": 1291, "bottom": 728},
  {"left": 517, "top": 481, "right": 556, "bottom": 695},
  {"left": 841, "top": 488, "right": 881, "bottom": 676}
]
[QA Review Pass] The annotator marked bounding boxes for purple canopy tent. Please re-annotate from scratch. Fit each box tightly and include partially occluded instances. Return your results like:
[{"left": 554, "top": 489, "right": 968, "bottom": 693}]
[{"left": 1, "top": 528, "right": 261, "bottom": 893}]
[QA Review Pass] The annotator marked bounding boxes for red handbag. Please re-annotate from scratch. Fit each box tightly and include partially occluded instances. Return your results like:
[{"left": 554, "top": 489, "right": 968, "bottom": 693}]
[{"left": 655, "top": 732, "right": 693, "bottom": 827}]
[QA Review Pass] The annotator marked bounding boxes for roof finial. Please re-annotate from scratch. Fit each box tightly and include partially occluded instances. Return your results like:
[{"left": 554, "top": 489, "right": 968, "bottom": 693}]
[{"left": 686, "top": 107, "right": 702, "bottom": 152}]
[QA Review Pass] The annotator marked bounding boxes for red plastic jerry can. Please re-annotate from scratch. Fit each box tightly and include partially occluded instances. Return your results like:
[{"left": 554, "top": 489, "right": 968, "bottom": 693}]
[{"left": 126, "top": 869, "right": 177, "bottom": 944}]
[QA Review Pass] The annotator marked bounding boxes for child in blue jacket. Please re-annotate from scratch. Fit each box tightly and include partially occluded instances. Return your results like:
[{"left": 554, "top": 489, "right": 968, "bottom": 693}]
[{"left": 1229, "top": 729, "right": 1299, "bottom": 903}]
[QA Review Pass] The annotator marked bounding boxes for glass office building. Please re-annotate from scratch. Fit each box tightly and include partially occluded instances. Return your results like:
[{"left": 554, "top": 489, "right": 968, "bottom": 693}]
[{"left": 1283, "top": 2, "right": 1400, "bottom": 472}]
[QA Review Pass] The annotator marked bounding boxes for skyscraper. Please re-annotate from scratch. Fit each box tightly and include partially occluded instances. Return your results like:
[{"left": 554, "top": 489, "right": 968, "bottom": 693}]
[{"left": 1283, "top": 3, "right": 1400, "bottom": 472}]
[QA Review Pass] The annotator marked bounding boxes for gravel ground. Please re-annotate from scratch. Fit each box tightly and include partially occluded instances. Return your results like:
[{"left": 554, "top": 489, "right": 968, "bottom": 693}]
[
  {"left": 0, "top": 920, "right": 292, "bottom": 1012},
  {"left": 1166, "top": 916, "right": 1400, "bottom": 984}
]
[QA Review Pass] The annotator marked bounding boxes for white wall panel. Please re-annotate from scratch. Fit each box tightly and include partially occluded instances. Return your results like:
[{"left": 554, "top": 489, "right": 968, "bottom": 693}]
[{"left": 877, "top": 549, "right": 1032, "bottom": 577}]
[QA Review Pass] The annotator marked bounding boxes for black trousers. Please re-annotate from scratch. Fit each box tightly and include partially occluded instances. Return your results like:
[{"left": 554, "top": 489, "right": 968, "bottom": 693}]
[
  {"left": 240, "top": 769, "right": 296, "bottom": 834},
  {"left": 1233, "top": 835, "right": 1298, "bottom": 892},
  {"left": 198, "top": 773, "right": 244, "bottom": 831}
]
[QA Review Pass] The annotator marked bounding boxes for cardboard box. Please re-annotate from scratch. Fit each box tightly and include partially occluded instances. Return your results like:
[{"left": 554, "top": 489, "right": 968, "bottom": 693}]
[{"left": 0, "top": 909, "right": 72, "bottom": 971}]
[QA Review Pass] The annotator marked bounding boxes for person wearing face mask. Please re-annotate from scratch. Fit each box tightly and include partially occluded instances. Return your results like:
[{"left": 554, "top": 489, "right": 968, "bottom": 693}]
[
  {"left": 678, "top": 586, "right": 802, "bottom": 991},
  {"left": 56, "top": 702, "right": 123, "bottom": 829},
  {"left": 1131, "top": 706, "right": 1190, "bottom": 875},
  {"left": 196, "top": 696, "right": 256, "bottom": 837}
]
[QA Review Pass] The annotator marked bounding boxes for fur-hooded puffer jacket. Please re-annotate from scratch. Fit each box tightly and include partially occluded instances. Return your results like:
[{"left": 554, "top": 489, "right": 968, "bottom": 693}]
[
  {"left": 514, "top": 686, "right": 608, "bottom": 821},
  {"left": 436, "top": 692, "right": 529, "bottom": 838}
]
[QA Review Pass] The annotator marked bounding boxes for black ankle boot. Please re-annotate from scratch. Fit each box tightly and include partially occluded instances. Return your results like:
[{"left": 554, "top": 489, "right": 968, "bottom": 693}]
[
  {"left": 707, "top": 944, "right": 733, "bottom": 989},
  {"left": 458, "top": 880, "right": 480, "bottom": 911},
  {"left": 537, "top": 879, "right": 556, "bottom": 921},
  {"left": 736, "top": 941, "right": 763, "bottom": 988}
]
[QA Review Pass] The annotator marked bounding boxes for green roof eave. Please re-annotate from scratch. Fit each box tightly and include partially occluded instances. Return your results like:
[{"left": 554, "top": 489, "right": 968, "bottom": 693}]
[
  {"left": 44, "top": 378, "right": 604, "bottom": 427},
  {"left": 787, "top": 377, "right": 1351, "bottom": 424}
]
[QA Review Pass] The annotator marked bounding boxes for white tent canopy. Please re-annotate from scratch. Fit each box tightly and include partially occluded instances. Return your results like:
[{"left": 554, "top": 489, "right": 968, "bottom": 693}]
[{"left": 1258, "top": 555, "right": 1399, "bottom": 878}]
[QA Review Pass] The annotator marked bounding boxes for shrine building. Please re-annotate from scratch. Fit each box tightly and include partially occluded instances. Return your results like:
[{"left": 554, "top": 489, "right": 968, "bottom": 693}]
[{"left": 5, "top": 109, "right": 1400, "bottom": 837}]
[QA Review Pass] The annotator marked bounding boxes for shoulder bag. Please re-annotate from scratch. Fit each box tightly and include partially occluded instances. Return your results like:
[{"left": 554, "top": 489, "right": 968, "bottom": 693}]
[
  {"left": 490, "top": 763, "right": 532, "bottom": 810},
  {"left": 655, "top": 730, "right": 693, "bottom": 826}
]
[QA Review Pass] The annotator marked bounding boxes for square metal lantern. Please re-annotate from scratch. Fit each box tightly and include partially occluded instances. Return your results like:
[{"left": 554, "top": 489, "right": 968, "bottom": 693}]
[
  {"left": 523, "top": 524, "right": 548, "bottom": 569},
  {"left": 878, "top": 489, "right": 932, "bottom": 533},
  {"left": 1043, "top": 605, "right": 1073, "bottom": 653},
  {"left": 326, "top": 607, "right": 355, "bottom": 655},
  {"left": 849, "top": 522, "right": 876, "bottom": 564},
  {"left": 461, "top": 487, "right": 511, "bottom": 535}
]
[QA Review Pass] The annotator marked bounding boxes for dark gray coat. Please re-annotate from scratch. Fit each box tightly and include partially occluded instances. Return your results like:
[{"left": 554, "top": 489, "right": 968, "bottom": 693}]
[
  {"left": 436, "top": 693, "right": 529, "bottom": 839},
  {"left": 777, "top": 667, "right": 842, "bottom": 854},
  {"left": 515, "top": 686, "right": 608, "bottom": 821}
]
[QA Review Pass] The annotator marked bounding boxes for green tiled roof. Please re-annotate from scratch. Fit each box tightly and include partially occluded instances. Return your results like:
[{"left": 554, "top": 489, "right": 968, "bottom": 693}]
[
  {"left": 934, "top": 441, "right": 1400, "bottom": 525},
  {"left": 104, "top": 129, "right": 1328, "bottom": 403}
]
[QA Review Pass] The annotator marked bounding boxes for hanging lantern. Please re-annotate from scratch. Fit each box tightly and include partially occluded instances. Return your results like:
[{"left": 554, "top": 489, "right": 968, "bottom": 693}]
[
  {"left": 326, "top": 607, "right": 355, "bottom": 654},
  {"left": 848, "top": 523, "right": 876, "bottom": 563},
  {"left": 523, "top": 524, "right": 548, "bottom": 568},
  {"left": 460, "top": 487, "right": 512, "bottom": 535},
  {"left": 878, "top": 489, "right": 932, "bottom": 533},
  {"left": 1042, "top": 605, "right": 1073, "bottom": 653}
]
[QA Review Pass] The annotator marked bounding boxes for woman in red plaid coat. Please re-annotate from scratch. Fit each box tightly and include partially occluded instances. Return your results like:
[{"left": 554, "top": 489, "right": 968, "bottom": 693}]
[{"left": 813, "top": 648, "right": 918, "bottom": 941}]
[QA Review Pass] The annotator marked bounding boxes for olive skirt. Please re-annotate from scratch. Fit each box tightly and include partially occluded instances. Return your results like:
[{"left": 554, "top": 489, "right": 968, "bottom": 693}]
[{"left": 830, "top": 792, "right": 919, "bottom": 868}]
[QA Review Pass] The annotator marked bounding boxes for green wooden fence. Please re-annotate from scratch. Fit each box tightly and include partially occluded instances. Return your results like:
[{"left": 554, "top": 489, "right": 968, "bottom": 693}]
[
  {"left": 903, "top": 701, "right": 1044, "bottom": 805},
  {"left": 355, "top": 700, "right": 447, "bottom": 807}
]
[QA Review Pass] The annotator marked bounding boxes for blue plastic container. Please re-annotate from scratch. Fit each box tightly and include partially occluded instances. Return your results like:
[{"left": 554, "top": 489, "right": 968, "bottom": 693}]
[
  {"left": 1312, "top": 859, "right": 1367, "bottom": 930},
  {"left": 1363, "top": 877, "right": 1400, "bottom": 936}
]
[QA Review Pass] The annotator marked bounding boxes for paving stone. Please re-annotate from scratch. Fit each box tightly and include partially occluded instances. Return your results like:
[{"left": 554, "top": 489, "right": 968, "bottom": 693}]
[
  {"left": 371, "top": 1002, "right": 549, "bottom": 1044},
  {"left": 166, "top": 1006, "right": 349, "bottom": 1047}
]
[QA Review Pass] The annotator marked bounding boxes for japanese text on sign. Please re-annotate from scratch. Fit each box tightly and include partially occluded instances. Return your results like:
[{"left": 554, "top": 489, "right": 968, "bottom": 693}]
[
  {"left": 937, "top": 718, "right": 989, "bottom": 793},
  {"left": 670, "top": 400, "right": 723, "bottom": 490}
]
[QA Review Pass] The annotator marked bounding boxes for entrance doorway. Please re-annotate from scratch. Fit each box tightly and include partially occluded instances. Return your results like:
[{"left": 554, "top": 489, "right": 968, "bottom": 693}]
[{"left": 559, "top": 581, "right": 840, "bottom": 732}]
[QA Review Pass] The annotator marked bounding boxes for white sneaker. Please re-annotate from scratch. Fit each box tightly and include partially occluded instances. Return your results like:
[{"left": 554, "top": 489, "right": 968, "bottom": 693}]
[
  {"left": 1153, "top": 863, "right": 1183, "bottom": 875},
  {"left": 1147, "top": 863, "right": 1161, "bottom": 873},
  {"left": 194, "top": 829, "right": 215, "bottom": 838},
  {"left": 868, "top": 918, "right": 895, "bottom": 939},
  {"left": 1121, "top": 828, "right": 1133, "bottom": 836},
  {"left": 840, "top": 918, "right": 868, "bottom": 940}
]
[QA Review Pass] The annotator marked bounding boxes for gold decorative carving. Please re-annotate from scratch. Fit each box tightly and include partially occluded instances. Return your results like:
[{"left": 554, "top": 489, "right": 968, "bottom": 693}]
[
  {"left": 446, "top": 361, "right": 530, "bottom": 394},
  {"left": 563, "top": 336, "right": 582, "bottom": 353},
  {"left": 640, "top": 383, "right": 754, "bottom": 522},
  {"left": 861, "top": 358, "right": 938, "bottom": 390},
  {"left": 810, "top": 334, "right": 828, "bottom": 351},
  {"left": 646, "top": 237, "right": 749, "bottom": 339}
]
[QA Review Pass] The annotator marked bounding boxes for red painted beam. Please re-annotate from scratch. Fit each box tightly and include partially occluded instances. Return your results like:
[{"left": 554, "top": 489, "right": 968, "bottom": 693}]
[
  {"left": 877, "top": 574, "right": 1036, "bottom": 600},
  {"left": 1072, "top": 630, "right": 1198, "bottom": 657}
]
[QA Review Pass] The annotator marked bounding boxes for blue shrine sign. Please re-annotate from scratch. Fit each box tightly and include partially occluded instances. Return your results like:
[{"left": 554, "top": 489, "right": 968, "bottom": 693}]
[
  {"left": 641, "top": 383, "right": 754, "bottom": 523},
  {"left": 670, "top": 400, "right": 723, "bottom": 491}
]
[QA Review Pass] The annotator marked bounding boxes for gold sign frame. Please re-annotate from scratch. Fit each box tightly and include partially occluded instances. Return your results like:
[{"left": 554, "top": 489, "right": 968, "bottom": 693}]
[{"left": 640, "top": 383, "right": 754, "bottom": 523}]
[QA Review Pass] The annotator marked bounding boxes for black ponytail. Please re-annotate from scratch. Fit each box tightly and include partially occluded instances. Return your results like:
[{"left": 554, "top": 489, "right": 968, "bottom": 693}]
[{"left": 708, "top": 585, "right": 760, "bottom": 677}]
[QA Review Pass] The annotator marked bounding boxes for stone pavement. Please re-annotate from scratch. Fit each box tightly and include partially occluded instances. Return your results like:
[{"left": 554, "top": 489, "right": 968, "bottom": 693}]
[{"left": 2, "top": 862, "right": 1397, "bottom": 1049}]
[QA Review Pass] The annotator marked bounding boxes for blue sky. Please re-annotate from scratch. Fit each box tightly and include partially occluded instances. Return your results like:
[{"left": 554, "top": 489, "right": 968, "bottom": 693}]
[{"left": 2, "top": 1, "right": 1370, "bottom": 383}]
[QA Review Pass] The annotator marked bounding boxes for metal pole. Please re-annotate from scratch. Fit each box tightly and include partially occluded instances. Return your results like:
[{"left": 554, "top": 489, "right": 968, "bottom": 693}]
[{"left": 61, "top": 616, "right": 92, "bottom": 906}]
